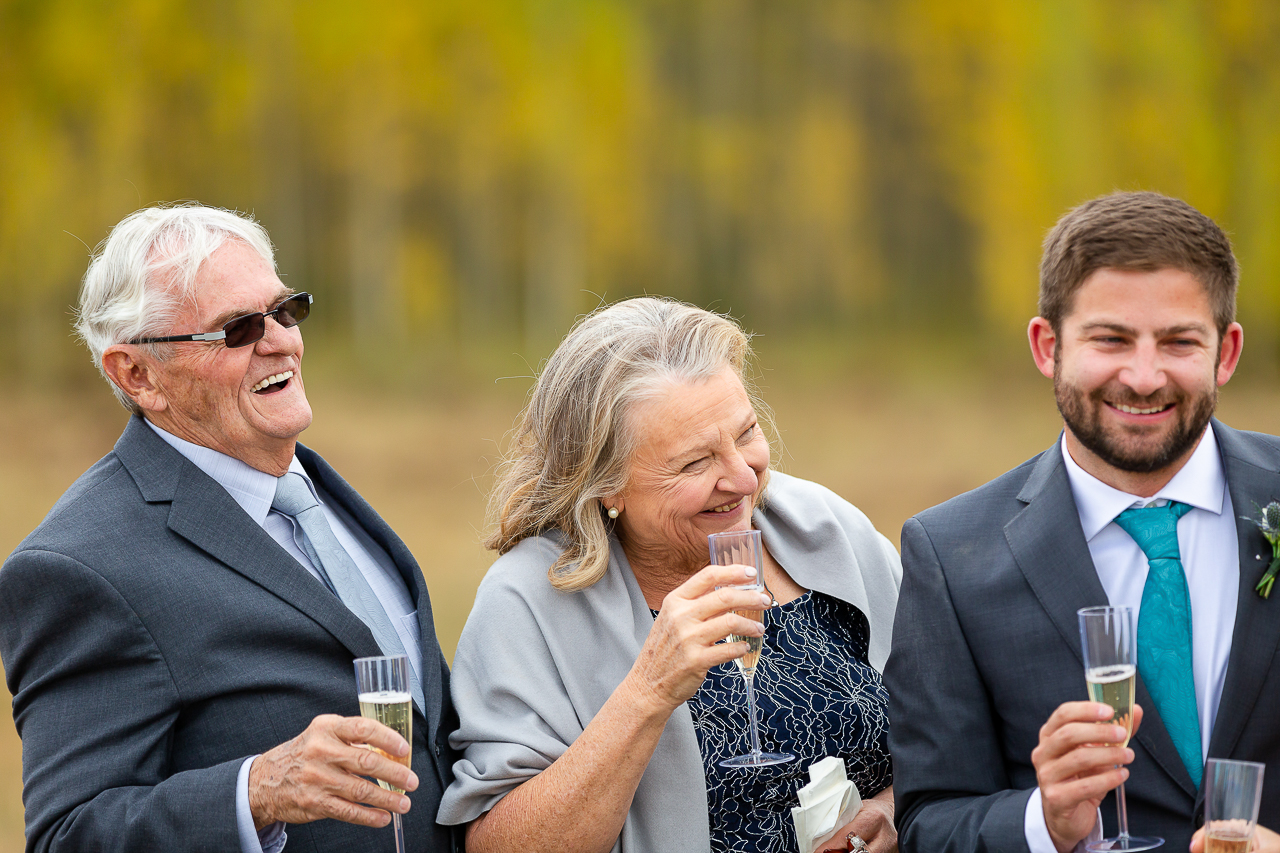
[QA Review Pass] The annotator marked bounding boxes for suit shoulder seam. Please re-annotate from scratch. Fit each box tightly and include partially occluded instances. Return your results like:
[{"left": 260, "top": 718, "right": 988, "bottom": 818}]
[{"left": 5, "top": 549, "right": 182, "bottom": 701}]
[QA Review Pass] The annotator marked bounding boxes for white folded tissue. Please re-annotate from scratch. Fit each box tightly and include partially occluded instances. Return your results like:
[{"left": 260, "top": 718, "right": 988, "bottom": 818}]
[{"left": 791, "top": 756, "right": 862, "bottom": 853}]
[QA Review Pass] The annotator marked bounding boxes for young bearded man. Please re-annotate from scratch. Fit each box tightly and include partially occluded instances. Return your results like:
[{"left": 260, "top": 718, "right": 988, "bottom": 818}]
[{"left": 886, "top": 191, "right": 1280, "bottom": 853}]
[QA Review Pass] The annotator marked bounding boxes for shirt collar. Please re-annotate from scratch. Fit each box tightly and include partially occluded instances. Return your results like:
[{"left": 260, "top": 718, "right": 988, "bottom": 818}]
[
  {"left": 1062, "top": 422, "right": 1227, "bottom": 542},
  {"left": 144, "top": 419, "right": 310, "bottom": 525}
]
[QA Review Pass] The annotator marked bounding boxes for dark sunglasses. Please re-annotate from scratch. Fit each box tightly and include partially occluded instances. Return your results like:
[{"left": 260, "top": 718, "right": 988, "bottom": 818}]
[{"left": 131, "top": 292, "right": 312, "bottom": 349}]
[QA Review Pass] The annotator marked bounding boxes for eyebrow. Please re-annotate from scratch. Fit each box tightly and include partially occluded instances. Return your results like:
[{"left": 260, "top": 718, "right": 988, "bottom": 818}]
[
  {"left": 666, "top": 411, "right": 758, "bottom": 466},
  {"left": 206, "top": 287, "right": 296, "bottom": 330},
  {"left": 1079, "top": 321, "right": 1212, "bottom": 338}
]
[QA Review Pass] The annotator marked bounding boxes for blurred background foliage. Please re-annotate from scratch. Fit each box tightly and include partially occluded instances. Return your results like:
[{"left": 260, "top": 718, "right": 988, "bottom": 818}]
[{"left": 3, "top": 0, "right": 1280, "bottom": 386}]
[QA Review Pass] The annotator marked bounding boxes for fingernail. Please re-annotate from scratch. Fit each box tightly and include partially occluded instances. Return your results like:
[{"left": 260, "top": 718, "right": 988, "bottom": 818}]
[
  {"left": 760, "top": 593, "right": 772, "bottom": 606},
  {"left": 399, "top": 796, "right": 412, "bottom": 813},
  {"left": 744, "top": 566, "right": 757, "bottom": 578},
  {"left": 1098, "top": 705, "right": 1114, "bottom": 719},
  {"left": 407, "top": 772, "right": 419, "bottom": 790},
  {"left": 1114, "top": 726, "right": 1128, "bottom": 741}
]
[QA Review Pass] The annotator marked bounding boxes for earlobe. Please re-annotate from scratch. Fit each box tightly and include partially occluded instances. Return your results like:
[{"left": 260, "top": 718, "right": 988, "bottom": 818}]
[
  {"left": 1027, "top": 317, "right": 1058, "bottom": 379},
  {"left": 102, "top": 346, "right": 168, "bottom": 413}
]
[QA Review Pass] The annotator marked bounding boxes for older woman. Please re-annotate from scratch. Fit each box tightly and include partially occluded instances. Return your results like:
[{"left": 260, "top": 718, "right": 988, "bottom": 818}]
[{"left": 439, "top": 297, "right": 901, "bottom": 853}]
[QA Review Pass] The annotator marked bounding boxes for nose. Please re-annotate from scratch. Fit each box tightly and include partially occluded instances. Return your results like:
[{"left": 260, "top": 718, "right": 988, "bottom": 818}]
[
  {"left": 1117, "top": 339, "right": 1167, "bottom": 398},
  {"left": 255, "top": 313, "right": 302, "bottom": 356},
  {"left": 718, "top": 447, "right": 760, "bottom": 497}
]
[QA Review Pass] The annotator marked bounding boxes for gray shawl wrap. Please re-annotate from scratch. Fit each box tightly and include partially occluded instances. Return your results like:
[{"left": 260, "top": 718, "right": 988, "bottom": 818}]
[{"left": 438, "top": 472, "right": 902, "bottom": 852}]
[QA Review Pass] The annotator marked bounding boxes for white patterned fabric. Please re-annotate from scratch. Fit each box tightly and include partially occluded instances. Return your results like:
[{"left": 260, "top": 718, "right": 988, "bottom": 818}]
[{"left": 670, "top": 591, "right": 891, "bottom": 852}]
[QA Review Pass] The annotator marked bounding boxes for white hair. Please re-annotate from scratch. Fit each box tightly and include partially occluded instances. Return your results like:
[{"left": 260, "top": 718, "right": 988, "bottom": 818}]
[{"left": 75, "top": 204, "right": 277, "bottom": 411}]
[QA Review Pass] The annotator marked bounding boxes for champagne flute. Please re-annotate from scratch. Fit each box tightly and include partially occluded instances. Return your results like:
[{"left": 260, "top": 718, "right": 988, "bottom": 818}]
[
  {"left": 1203, "top": 758, "right": 1264, "bottom": 853},
  {"left": 709, "top": 529, "right": 794, "bottom": 769},
  {"left": 1078, "top": 606, "right": 1163, "bottom": 851},
  {"left": 354, "top": 654, "right": 412, "bottom": 853}
]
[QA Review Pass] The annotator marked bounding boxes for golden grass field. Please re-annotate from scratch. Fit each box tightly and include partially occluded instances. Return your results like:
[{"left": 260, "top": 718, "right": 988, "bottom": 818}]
[{"left": 1, "top": 353, "right": 1277, "bottom": 852}]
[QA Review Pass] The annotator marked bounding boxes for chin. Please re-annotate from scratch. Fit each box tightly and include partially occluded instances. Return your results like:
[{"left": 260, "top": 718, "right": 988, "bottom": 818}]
[
  {"left": 257, "top": 410, "right": 313, "bottom": 441},
  {"left": 701, "top": 506, "right": 753, "bottom": 532}
]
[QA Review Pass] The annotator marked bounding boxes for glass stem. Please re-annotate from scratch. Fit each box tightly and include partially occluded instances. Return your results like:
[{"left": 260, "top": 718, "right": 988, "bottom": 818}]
[
  {"left": 744, "top": 672, "right": 763, "bottom": 757},
  {"left": 392, "top": 812, "right": 406, "bottom": 853},
  {"left": 1116, "top": 776, "right": 1130, "bottom": 841}
]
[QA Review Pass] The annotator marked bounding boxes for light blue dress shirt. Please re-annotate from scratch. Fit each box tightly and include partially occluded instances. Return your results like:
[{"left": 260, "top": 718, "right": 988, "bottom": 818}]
[
  {"left": 1024, "top": 425, "right": 1238, "bottom": 852},
  {"left": 145, "top": 421, "right": 423, "bottom": 853}
]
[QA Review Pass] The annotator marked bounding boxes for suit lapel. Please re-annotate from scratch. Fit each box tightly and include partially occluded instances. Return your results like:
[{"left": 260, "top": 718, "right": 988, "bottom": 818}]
[
  {"left": 1005, "top": 442, "right": 1111, "bottom": 663},
  {"left": 1005, "top": 440, "right": 1198, "bottom": 797},
  {"left": 298, "top": 445, "right": 445, "bottom": 739},
  {"left": 1206, "top": 421, "right": 1280, "bottom": 761},
  {"left": 116, "top": 417, "right": 381, "bottom": 660}
]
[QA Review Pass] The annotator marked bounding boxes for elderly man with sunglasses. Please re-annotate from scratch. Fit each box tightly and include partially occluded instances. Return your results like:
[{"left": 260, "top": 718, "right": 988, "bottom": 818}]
[{"left": 0, "top": 205, "right": 459, "bottom": 853}]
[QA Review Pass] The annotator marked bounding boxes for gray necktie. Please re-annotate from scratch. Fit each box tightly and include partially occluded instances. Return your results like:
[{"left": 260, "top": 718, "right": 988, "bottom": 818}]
[{"left": 272, "top": 472, "right": 424, "bottom": 713}]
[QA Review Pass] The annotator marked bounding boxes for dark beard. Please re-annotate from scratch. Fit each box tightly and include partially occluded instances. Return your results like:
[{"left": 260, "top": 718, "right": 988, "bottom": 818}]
[{"left": 1054, "top": 373, "right": 1217, "bottom": 474}]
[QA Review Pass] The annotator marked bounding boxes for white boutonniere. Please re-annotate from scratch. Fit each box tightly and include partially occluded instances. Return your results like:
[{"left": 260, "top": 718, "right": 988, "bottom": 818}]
[{"left": 1244, "top": 501, "right": 1280, "bottom": 598}]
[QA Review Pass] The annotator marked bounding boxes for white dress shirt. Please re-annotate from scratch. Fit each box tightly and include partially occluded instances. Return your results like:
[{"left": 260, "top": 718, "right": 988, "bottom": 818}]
[
  {"left": 1025, "top": 425, "right": 1238, "bottom": 852},
  {"left": 145, "top": 421, "right": 423, "bottom": 853}
]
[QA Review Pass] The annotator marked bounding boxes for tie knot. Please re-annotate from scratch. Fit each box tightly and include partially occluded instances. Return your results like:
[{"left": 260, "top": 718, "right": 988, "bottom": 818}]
[
  {"left": 272, "top": 472, "right": 319, "bottom": 517},
  {"left": 1114, "top": 500, "right": 1191, "bottom": 561}
]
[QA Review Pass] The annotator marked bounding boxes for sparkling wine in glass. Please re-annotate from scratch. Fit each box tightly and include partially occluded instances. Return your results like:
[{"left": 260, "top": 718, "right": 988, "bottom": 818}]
[
  {"left": 354, "top": 654, "right": 412, "bottom": 853},
  {"left": 709, "top": 529, "right": 794, "bottom": 769},
  {"left": 1078, "top": 606, "right": 1163, "bottom": 852},
  {"left": 1203, "top": 758, "right": 1265, "bottom": 853}
]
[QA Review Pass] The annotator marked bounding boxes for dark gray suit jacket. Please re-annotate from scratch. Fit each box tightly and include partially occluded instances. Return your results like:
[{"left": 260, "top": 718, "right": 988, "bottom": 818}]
[
  {"left": 0, "top": 415, "right": 460, "bottom": 853},
  {"left": 886, "top": 421, "right": 1280, "bottom": 852}
]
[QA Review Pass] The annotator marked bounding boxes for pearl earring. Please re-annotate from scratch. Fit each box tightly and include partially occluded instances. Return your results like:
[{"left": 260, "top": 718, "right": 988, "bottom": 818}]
[{"left": 608, "top": 506, "right": 620, "bottom": 519}]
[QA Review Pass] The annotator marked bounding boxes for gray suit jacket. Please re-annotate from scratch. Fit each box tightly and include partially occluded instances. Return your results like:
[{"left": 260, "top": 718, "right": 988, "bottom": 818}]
[
  {"left": 886, "top": 420, "right": 1280, "bottom": 852},
  {"left": 0, "top": 415, "right": 460, "bottom": 853}
]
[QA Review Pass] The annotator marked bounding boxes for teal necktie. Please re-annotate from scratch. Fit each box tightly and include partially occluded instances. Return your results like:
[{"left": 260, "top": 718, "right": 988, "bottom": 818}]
[{"left": 1113, "top": 500, "right": 1202, "bottom": 788}]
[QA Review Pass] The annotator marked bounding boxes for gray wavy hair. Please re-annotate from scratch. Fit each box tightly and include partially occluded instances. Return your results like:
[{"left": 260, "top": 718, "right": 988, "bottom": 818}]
[
  {"left": 485, "top": 296, "right": 773, "bottom": 591},
  {"left": 75, "top": 204, "right": 276, "bottom": 411}
]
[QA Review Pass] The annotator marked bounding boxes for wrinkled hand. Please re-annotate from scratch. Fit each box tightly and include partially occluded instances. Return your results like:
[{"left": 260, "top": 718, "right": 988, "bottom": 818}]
[
  {"left": 629, "top": 563, "right": 771, "bottom": 711},
  {"left": 248, "top": 714, "right": 417, "bottom": 830},
  {"left": 832, "top": 785, "right": 896, "bottom": 852},
  {"left": 1190, "top": 823, "right": 1280, "bottom": 852},
  {"left": 1033, "top": 701, "right": 1142, "bottom": 853}
]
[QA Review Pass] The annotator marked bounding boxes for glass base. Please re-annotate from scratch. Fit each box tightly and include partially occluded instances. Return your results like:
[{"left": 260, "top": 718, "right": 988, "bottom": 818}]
[
  {"left": 719, "top": 751, "right": 795, "bottom": 769},
  {"left": 1086, "top": 835, "right": 1164, "bottom": 852}
]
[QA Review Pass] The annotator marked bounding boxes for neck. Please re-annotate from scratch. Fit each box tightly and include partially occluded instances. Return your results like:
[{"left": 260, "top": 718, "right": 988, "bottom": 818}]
[
  {"left": 1062, "top": 428, "right": 1203, "bottom": 498},
  {"left": 623, "top": 540, "right": 703, "bottom": 610},
  {"left": 145, "top": 414, "right": 297, "bottom": 477}
]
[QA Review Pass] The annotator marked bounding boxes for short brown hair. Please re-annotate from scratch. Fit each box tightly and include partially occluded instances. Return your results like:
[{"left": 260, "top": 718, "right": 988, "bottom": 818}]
[{"left": 1039, "top": 191, "right": 1238, "bottom": 336}]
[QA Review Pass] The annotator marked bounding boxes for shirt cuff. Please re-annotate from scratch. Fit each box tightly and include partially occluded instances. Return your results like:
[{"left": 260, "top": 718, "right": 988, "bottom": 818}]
[
  {"left": 237, "top": 756, "right": 287, "bottom": 853},
  {"left": 1025, "top": 786, "right": 1103, "bottom": 853}
]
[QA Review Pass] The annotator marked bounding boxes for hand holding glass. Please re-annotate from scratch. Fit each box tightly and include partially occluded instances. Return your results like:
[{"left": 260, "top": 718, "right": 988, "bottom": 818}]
[
  {"left": 1078, "top": 606, "right": 1162, "bottom": 852},
  {"left": 709, "top": 529, "right": 794, "bottom": 769},
  {"left": 1203, "top": 758, "right": 1264, "bottom": 853},
  {"left": 354, "top": 654, "right": 412, "bottom": 853}
]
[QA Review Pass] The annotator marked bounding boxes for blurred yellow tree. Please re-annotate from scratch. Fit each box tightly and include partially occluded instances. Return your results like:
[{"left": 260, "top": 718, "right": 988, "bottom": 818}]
[{"left": 1, "top": 0, "right": 1277, "bottom": 381}]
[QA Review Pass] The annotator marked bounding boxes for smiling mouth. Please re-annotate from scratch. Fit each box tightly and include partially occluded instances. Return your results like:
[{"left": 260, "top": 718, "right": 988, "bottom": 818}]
[
  {"left": 251, "top": 370, "right": 294, "bottom": 394},
  {"left": 706, "top": 498, "right": 744, "bottom": 514},
  {"left": 1110, "top": 402, "right": 1174, "bottom": 415}
]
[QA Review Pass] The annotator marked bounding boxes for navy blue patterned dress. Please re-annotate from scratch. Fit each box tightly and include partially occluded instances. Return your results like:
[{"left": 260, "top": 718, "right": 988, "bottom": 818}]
[{"left": 660, "top": 591, "right": 892, "bottom": 853}]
